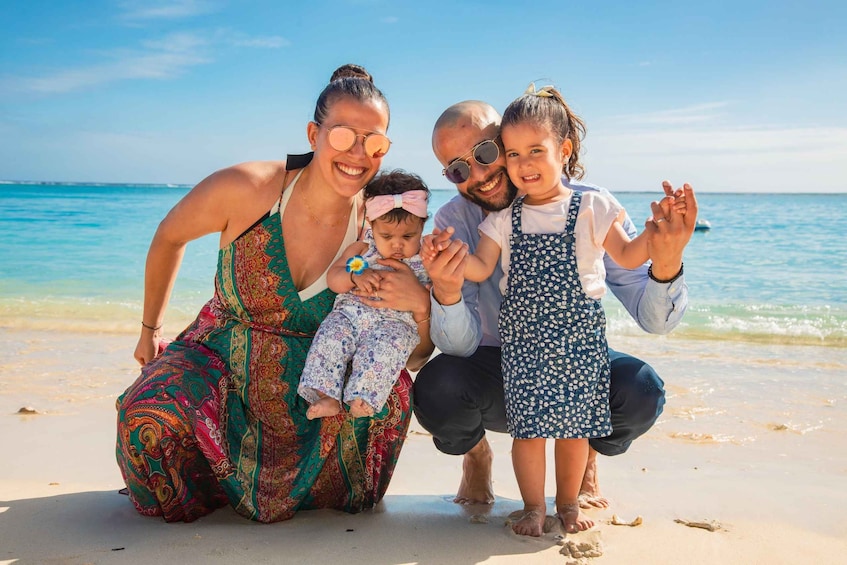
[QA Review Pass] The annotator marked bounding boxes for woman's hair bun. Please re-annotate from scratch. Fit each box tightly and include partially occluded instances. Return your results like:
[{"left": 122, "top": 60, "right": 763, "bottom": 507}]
[{"left": 330, "top": 64, "right": 373, "bottom": 83}]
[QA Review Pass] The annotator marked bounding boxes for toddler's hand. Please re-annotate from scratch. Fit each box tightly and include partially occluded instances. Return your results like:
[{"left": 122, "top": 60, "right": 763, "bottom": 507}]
[{"left": 422, "top": 227, "right": 456, "bottom": 262}]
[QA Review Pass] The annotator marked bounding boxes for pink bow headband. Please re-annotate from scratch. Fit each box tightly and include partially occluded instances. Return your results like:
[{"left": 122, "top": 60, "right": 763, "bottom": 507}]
[{"left": 365, "top": 190, "right": 428, "bottom": 221}]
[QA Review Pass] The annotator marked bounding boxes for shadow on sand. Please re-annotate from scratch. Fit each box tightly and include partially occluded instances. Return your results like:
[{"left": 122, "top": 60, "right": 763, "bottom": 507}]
[{"left": 0, "top": 490, "right": 568, "bottom": 564}]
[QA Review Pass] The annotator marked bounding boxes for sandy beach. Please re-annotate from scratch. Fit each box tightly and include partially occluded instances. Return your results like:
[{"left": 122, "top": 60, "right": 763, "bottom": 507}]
[{"left": 2, "top": 328, "right": 845, "bottom": 564}]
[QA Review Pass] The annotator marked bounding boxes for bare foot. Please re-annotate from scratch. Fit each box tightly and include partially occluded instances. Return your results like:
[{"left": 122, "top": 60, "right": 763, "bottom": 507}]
[
  {"left": 306, "top": 397, "right": 341, "bottom": 420},
  {"left": 579, "top": 447, "right": 609, "bottom": 509},
  {"left": 348, "top": 398, "right": 374, "bottom": 418},
  {"left": 511, "top": 507, "right": 546, "bottom": 537},
  {"left": 557, "top": 502, "right": 594, "bottom": 533},
  {"left": 454, "top": 437, "right": 494, "bottom": 505}
]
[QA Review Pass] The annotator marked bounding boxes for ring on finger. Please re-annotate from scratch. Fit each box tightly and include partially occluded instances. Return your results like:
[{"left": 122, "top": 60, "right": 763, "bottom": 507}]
[{"left": 655, "top": 218, "right": 666, "bottom": 224}]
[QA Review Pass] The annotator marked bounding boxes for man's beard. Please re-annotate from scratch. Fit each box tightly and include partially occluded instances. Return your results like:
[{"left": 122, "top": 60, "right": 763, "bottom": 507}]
[{"left": 461, "top": 168, "right": 519, "bottom": 212}]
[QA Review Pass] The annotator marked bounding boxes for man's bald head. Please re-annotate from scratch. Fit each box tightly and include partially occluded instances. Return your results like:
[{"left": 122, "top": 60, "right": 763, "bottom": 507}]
[
  {"left": 431, "top": 101, "right": 501, "bottom": 153},
  {"left": 431, "top": 100, "right": 517, "bottom": 212}
]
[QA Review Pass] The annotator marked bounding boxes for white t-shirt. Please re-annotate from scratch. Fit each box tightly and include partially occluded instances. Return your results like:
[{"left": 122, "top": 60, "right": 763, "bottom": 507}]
[{"left": 478, "top": 190, "right": 623, "bottom": 299}]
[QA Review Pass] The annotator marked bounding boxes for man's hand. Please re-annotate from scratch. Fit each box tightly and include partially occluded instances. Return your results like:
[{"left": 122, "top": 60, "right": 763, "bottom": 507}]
[
  {"left": 643, "top": 181, "right": 698, "bottom": 280},
  {"left": 422, "top": 227, "right": 469, "bottom": 306}
]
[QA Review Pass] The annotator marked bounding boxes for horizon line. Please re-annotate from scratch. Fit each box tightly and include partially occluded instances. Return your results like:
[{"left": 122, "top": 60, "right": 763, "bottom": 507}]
[{"left": 1, "top": 179, "right": 846, "bottom": 195}]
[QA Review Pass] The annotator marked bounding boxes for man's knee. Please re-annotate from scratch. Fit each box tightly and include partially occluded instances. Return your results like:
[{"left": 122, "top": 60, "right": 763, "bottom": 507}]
[
  {"left": 415, "top": 354, "right": 459, "bottom": 405},
  {"left": 609, "top": 350, "right": 666, "bottom": 421},
  {"left": 592, "top": 351, "right": 666, "bottom": 456}
]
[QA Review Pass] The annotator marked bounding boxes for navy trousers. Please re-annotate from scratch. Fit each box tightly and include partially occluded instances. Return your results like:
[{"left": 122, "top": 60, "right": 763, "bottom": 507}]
[{"left": 413, "top": 346, "right": 665, "bottom": 456}]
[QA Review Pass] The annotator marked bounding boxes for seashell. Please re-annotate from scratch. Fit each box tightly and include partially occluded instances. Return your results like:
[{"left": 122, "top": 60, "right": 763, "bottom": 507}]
[
  {"left": 610, "top": 514, "right": 643, "bottom": 527},
  {"left": 674, "top": 518, "right": 722, "bottom": 532}
]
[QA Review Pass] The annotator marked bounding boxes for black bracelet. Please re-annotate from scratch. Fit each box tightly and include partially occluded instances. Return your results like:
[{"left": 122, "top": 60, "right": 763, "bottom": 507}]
[
  {"left": 648, "top": 262, "right": 684, "bottom": 284},
  {"left": 141, "top": 321, "right": 162, "bottom": 331}
]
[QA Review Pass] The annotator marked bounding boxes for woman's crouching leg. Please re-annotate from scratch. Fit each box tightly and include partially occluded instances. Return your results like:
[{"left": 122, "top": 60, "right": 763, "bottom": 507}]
[
  {"left": 115, "top": 345, "right": 230, "bottom": 522},
  {"left": 364, "top": 369, "right": 414, "bottom": 506}
]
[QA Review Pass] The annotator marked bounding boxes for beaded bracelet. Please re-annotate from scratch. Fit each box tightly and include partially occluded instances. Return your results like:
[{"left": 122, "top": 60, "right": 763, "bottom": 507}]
[
  {"left": 648, "top": 262, "right": 684, "bottom": 284},
  {"left": 141, "top": 321, "right": 162, "bottom": 331}
]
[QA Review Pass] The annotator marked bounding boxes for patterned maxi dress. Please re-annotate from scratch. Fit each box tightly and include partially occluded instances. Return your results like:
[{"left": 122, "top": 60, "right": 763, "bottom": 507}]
[{"left": 115, "top": 164, "right": 413, "bottom": 523}]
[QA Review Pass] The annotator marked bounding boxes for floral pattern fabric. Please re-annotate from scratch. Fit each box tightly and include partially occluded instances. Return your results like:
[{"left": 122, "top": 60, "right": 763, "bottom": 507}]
[{"left": 498, "top": 192, "right": 612, "bottom": 439}]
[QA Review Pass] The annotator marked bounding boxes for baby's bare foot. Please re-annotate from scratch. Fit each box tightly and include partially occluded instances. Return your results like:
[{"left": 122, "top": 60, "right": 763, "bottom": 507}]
[
  {"left": 557, "top": 503, "right": 594, "bottom": 534},
  {"left": 348, "top": 398, "right": 374, "bottom": 418},
  {"left": 306, "top": 397, "right": 341, "bottom": 420}
]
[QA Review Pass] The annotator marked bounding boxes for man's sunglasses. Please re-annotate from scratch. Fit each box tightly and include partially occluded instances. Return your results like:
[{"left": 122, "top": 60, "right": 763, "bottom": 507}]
[
  {"left": 320, "top": 124, "right": 391, "bottom": 158},
  {"left": 442, "top": 138, "right": 500, "bottom": 184}
]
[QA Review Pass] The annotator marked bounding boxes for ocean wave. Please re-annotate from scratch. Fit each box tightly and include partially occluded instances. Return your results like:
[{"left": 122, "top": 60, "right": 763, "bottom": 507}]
[
  {"left": 605, "top": 301, "right": 846, "bottom": 347},
  {"left": 3, "top": 296, "right": 845, "bottom": 347}
]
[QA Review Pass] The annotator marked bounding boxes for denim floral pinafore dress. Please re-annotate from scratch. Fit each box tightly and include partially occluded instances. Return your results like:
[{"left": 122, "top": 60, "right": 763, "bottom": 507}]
[{"left": 498, "top": 192, "right": 612, "bottom": 439}]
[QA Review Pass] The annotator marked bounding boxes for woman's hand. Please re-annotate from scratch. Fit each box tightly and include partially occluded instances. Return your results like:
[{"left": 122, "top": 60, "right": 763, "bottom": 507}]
[
  {"left": 351, "top": 258, "right": 434, "bottom": 371},
  {"left": 133, "top": 331, "right": 161, "bottom": 366},
  {"left": 356, "top": 259, "right": 429, "bottom": 316}
]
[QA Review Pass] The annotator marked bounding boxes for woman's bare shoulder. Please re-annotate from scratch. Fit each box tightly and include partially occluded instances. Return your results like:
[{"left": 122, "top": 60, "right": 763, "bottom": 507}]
[{"left": 205, "top": 160, "right": 288, "bottom": 192}]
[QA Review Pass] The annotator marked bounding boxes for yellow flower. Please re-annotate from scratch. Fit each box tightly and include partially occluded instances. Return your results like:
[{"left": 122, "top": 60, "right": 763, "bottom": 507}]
[{"left": 346, "top": 255, "right": 368, "bottom": 275}]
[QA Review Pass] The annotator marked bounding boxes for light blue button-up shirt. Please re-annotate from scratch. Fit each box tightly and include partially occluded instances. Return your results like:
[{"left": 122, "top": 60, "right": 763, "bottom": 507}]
[{"left": 430, "top": 180, "right": 688, "bottom": 357}]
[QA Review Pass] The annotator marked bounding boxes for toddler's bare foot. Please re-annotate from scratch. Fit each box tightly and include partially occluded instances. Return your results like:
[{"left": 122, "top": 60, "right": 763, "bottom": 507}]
[
  {"left": 557, "top": 502, "right": 594, "bottom": 534},
  {"left": 306, "top": 397, "right": 341, "bottom": 420},
  {"left": 348, "top": 398, "right": 374, "bottom": 418},
  {"left": 511, "top": 506, "right": 546, "bottom": 537}
]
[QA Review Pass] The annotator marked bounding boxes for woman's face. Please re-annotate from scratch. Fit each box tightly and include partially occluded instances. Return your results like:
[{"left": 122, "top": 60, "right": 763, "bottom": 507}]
[{"left": 308, "top": 97, "right": 390, "bottom": 198}]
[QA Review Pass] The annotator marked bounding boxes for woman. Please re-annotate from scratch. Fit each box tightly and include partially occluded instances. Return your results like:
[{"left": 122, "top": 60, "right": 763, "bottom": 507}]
[{"left": 116, "top": 64, "right": 433, "bottom": 523}]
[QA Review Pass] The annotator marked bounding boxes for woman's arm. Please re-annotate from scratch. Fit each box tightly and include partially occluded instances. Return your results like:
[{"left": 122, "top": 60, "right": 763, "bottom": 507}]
[{"left": 133, "top": 164, "right": 272, "bottom": 365}]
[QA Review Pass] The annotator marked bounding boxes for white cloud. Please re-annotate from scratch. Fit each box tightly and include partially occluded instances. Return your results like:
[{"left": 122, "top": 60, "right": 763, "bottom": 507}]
[
  {"left": 118, "top": 0, "right": 220, "bottom": 21},
  {"left": 585, "top": 124, "right": 847, "bottom": 193},
  {"left": 606, "top": 102, "right": 731, "bottom": 126},
  {"left": 0, "top": 26, "right": 290, "bottom": 96},
  {"left": 225, "top": 33, "right": 290, "bottom": 49},
  {"left": 4, "top": 32, "right": 211, "bottom": 94}
]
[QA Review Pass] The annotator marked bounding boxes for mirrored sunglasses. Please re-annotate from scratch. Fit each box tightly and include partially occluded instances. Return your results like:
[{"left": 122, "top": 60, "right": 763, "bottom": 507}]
[
  {"left": 324, "top": 125, "right": 391, "bottom": 158},
  {"left": 442, "top": 138, "right": 500, "bottom": 184}
]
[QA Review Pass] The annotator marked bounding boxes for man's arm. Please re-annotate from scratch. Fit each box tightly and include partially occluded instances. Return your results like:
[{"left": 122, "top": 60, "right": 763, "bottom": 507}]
[{"left": 573, "top": 180, "right": 690, "bottom": 335}]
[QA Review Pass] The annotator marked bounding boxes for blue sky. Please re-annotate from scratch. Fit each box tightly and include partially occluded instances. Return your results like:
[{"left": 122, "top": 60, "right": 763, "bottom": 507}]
[{"left": 1, "top": 0, "right": 845, "bottom": 192}]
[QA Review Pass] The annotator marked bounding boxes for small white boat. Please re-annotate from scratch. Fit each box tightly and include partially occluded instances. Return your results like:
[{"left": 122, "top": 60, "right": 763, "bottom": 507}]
[{"left": 694, "top": 219, "right": 712, "bottom": 231}]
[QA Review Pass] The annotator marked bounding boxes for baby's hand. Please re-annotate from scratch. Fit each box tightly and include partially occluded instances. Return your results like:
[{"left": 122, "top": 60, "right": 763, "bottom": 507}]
[{"left": 352, "top": 269, "right": 382, "bottom": 294}]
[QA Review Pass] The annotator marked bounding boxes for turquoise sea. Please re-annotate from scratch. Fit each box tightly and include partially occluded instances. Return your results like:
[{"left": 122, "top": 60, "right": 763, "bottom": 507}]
[{"left": 1, "top": 182, "right": 845, "bottom": 348}]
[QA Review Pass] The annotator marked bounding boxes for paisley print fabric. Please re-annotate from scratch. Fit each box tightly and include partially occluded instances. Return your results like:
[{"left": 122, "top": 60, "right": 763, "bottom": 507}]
[{"left": 116, "top": 201, "right": 412, "bottom": 523}]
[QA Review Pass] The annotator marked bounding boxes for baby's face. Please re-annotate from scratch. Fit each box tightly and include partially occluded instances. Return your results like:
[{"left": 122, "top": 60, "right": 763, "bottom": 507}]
[{"left": 370, "top": 216, "right": 424, "bottom": 260}]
